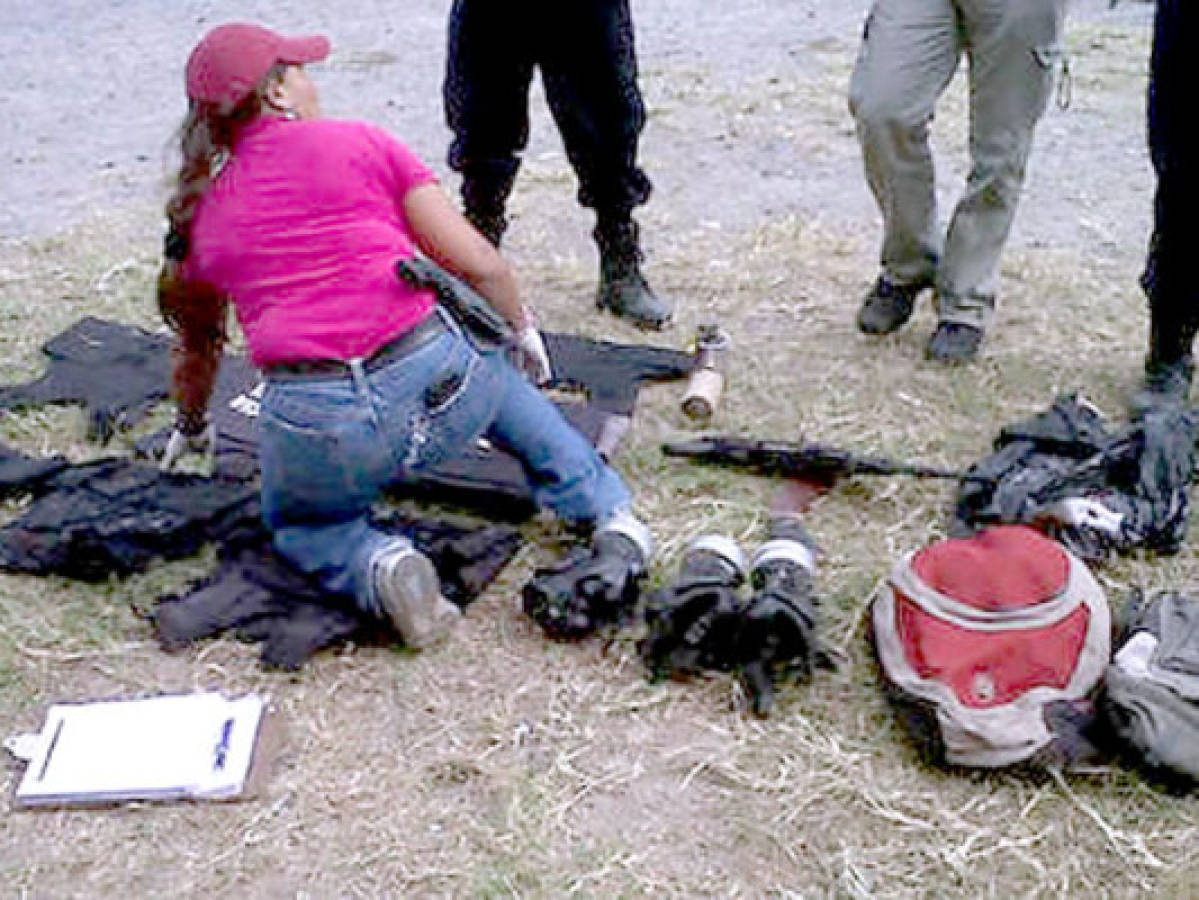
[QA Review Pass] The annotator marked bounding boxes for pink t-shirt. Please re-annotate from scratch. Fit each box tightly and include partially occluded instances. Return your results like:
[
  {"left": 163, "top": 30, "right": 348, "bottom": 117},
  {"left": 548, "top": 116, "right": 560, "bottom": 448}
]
[{"left": 185, "top": 117, "right": 439, "bottom": 367}]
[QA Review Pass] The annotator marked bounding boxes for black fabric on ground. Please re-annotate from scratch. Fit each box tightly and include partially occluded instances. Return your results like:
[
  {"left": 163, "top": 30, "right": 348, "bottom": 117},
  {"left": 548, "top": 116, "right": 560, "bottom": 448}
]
[
  {"left": 0, "top": 458, "right": 258, "bottom": 579},
  {"left": 0, "top": 317, "right": 171, "bottom": 442},
  {"left": 994, "top": 394, "right": 1112, "bottom": 457},
  {"left": 134, "top": 367, "right": 615, "bottom": 515},
  {"left": 0, "top": 320, "right": 690, "bottom": 484},
  {"left": 542, "top": 332, "right": 694, "bottom": 416},
  {"left": 403, "top": 401, "right": 611, "bottom": 516},
  {"left": 954, "top": 395, "right": 1108, "bottom": 530},
  {"left": 0, "top": 450, "right": 521, "bottom": 667},
  {"left": 0, "top": 318, "right": 688, "bottom": 661},
  {"left": 152, "top": 512, "right": 521, "bottom": 669},
  {"left": 115, "top": 323, "right": 691, "bottom": 510},
  {"left": 953, "top": 395, "right": 1198, "bottom": 559},
  {"left": 114, "top": 326, "right": 689, "bottom": 512},
  {"left": 133, "top": 353, "right": 263, "bottom": 482},
  {"left": 1076, "top": 405, "right": 1199, "bottom": 557},
  {"left": 0, "top": 442, "right": 69, "bottom": 498}
]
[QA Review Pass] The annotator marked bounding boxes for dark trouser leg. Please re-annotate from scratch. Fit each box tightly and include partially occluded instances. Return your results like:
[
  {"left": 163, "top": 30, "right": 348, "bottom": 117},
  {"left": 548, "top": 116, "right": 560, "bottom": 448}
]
[
  {"left": 444, "top": 0, "right": 537, "bottom": 245},
  {"left": 1136, "top": 0, "right": 1198, "bottom": 409},
  {"left": 1144, "top": 0, "right": 1198, "bottom": 362},
  {"left": 537, "top": 1, "right": 670, "bottom": 326},
  {"left": 539, "top": 0, "right": 650, "bottom": 218}
]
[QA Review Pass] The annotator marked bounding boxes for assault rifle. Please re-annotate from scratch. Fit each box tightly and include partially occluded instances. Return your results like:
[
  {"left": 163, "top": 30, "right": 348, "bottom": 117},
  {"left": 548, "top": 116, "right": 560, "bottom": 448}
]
[{"left": 662, "top": 436, "right": 985, "bottom": 483}]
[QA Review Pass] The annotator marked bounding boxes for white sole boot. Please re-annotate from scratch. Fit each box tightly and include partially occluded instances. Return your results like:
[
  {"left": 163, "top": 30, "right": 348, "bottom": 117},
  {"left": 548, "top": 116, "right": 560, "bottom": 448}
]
[{"left": 370, "top": 543, "right": 461, "bottom": 649}]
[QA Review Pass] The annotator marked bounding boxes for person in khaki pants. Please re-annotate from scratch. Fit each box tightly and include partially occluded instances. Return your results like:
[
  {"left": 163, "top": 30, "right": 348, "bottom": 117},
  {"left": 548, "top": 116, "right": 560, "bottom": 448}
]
[{"left": 848, "top": 0, "right": 1067, "bottom": 363}]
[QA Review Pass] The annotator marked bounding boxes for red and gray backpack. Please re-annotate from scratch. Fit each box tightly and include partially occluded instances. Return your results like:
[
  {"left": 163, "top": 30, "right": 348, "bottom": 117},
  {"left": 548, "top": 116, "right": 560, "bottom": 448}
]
[{"left": 871, "top": 525, "right": 1111, "bottom": 768}]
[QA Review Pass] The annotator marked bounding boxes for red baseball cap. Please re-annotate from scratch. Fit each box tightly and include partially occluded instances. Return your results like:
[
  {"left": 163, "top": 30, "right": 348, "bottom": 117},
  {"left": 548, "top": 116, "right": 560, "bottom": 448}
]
[{"left": 186, "top": 22, "right": 330, "bottom": 109}]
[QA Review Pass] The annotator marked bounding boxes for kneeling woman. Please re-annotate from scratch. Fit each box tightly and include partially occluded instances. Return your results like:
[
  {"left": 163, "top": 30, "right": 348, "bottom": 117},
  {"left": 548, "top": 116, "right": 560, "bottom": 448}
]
[{"left": 158, "top": 23, "right": 653, "bottom": 648}]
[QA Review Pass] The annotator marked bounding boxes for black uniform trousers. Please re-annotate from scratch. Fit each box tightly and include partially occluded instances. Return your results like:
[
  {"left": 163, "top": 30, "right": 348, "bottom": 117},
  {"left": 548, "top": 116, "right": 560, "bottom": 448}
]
[
  {"left": 444, "top": 0, "right": 652, "bottom": 222},
  {"left": 1143, "top": 0, "right": 1199, "bottom": 362}
]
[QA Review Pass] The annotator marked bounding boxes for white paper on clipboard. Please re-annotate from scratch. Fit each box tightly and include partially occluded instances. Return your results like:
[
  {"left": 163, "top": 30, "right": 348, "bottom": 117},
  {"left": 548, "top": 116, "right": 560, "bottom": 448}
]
[{"left": 6, "top": 691, "right": 265, "bottom": 807}]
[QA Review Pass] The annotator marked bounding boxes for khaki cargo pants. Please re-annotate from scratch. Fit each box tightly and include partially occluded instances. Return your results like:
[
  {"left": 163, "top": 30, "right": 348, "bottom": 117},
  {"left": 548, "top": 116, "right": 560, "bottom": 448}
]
[{"left": 849, "top": 0, "right": 1067, "bottom": 329}]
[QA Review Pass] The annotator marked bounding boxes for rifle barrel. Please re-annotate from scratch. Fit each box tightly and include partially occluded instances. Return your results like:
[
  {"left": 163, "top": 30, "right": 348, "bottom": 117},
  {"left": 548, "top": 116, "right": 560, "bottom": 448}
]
[{"left": 662, "top": 438, "right": 982, "bottom": 482}]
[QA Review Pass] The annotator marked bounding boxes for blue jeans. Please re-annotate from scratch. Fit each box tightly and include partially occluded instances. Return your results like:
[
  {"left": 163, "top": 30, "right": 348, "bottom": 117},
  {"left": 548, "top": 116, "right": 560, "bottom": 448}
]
[{"left": 258, "top": 316, "right": 630, "bottom": 617}]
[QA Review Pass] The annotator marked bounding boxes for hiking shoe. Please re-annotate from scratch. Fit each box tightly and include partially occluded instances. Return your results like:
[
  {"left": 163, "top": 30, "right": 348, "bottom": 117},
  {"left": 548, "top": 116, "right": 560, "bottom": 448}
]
[
  {"left": 1129, "top": 355, "right": 1194, "bottom": 416},
  {"left": 856, "top": 274, "right": 933, "bottom": 335},
  {"left": 925, "top": 321, "right": 983, "bottom": 363},
  {"left": 370, "top": 542, "right": 461, "bottom": 649}
]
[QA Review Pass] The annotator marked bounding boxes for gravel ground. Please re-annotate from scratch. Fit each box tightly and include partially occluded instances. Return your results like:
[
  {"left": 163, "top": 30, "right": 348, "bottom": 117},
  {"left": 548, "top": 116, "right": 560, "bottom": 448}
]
[{"left": 0, "top": 0, "right": 1157, "bottom": 258}]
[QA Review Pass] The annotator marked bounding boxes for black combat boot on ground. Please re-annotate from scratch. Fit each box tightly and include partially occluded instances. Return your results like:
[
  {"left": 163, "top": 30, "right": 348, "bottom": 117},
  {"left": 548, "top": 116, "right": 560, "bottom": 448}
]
[
  {"left": 522, "top": 510, "right": 653, "bottom": 639},
  {"left": 740, "top": 515, "right": 822, "bottom": 716},
  {"left": 641, "top": 535, "right": 747, "bottom": 679},
  {"left": 1131, "top": 354, "right": 1194, "bottom": 416},
  {"left": 594, "top": 217, "right": 673, "bottom": 329},
  {"left": 1130, "top": 315, "right": 1196, "bottom": 416}
]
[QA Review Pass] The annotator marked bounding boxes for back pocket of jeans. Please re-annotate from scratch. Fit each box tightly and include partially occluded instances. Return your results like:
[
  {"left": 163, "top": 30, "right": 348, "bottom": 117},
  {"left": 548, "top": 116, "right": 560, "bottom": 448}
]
[
  {"left": 423, "top": 368, "right": 467, "bottom": 413},
  {"left": 421, "top": 345, "right": 478, "bottom": 416}
]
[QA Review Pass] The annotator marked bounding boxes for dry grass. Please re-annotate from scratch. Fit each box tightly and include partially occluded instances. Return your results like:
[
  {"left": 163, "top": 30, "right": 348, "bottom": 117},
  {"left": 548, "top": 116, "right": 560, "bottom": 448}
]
[{"left": 3, "top": 13, "right": 1198, "bottom": 899}]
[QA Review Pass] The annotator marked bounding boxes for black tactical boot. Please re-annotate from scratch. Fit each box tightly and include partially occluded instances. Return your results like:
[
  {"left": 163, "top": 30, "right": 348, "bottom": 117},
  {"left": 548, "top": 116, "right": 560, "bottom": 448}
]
[
  {"left": 1131, "top": 354, "right": 1194, "bottom": 416},
  {"left": 740, "top": 515, "right": 822, "bottom": 716},
  {"left": 1130, "top": 314, "right": 1197, "bottom": 416},
  {"left": 594, "top": 217, "right": 673, "bottom": 329},
  {"left": 640, "top": 535, "right": 748, "bottom": 679}
]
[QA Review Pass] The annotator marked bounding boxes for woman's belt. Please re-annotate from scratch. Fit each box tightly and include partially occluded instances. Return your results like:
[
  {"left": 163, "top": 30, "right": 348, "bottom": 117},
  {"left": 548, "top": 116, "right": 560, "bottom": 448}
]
[{"left": 263, "top": 315, "right": 447, "bottom": 381}]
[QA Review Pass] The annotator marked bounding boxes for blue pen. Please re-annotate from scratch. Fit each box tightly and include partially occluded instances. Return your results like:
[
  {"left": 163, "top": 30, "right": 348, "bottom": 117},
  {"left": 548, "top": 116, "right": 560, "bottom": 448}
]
[{"left": 213, "top": 717, "right": 234, "bottom": 770}]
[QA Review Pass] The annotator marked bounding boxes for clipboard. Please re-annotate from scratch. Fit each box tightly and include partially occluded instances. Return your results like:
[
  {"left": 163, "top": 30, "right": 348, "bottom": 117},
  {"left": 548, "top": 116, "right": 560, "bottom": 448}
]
[{"left": 6, "top": 691, "right": 268, "bottom": 808}]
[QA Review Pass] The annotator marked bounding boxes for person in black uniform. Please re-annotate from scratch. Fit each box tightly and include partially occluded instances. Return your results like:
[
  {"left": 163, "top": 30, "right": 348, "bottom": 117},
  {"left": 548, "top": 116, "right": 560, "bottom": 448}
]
[
  {"left": 443, "top": 0, "right": 673, "bottom": 329},
  {"left": 1133, "top": 0, "right": 1197, "bottom": 411}
]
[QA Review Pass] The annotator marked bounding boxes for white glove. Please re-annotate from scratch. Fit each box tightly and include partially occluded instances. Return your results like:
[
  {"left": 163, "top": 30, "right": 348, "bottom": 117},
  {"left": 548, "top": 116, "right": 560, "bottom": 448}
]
[
  {"left": 512, "top": 307, "right": 553, "bottom": 386},
  {"left": 1036, "top": 497, "right": 1124, "bottom": 535},
  {"left": 160, "top": 422, "right": 215, "bottom": 472}
]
